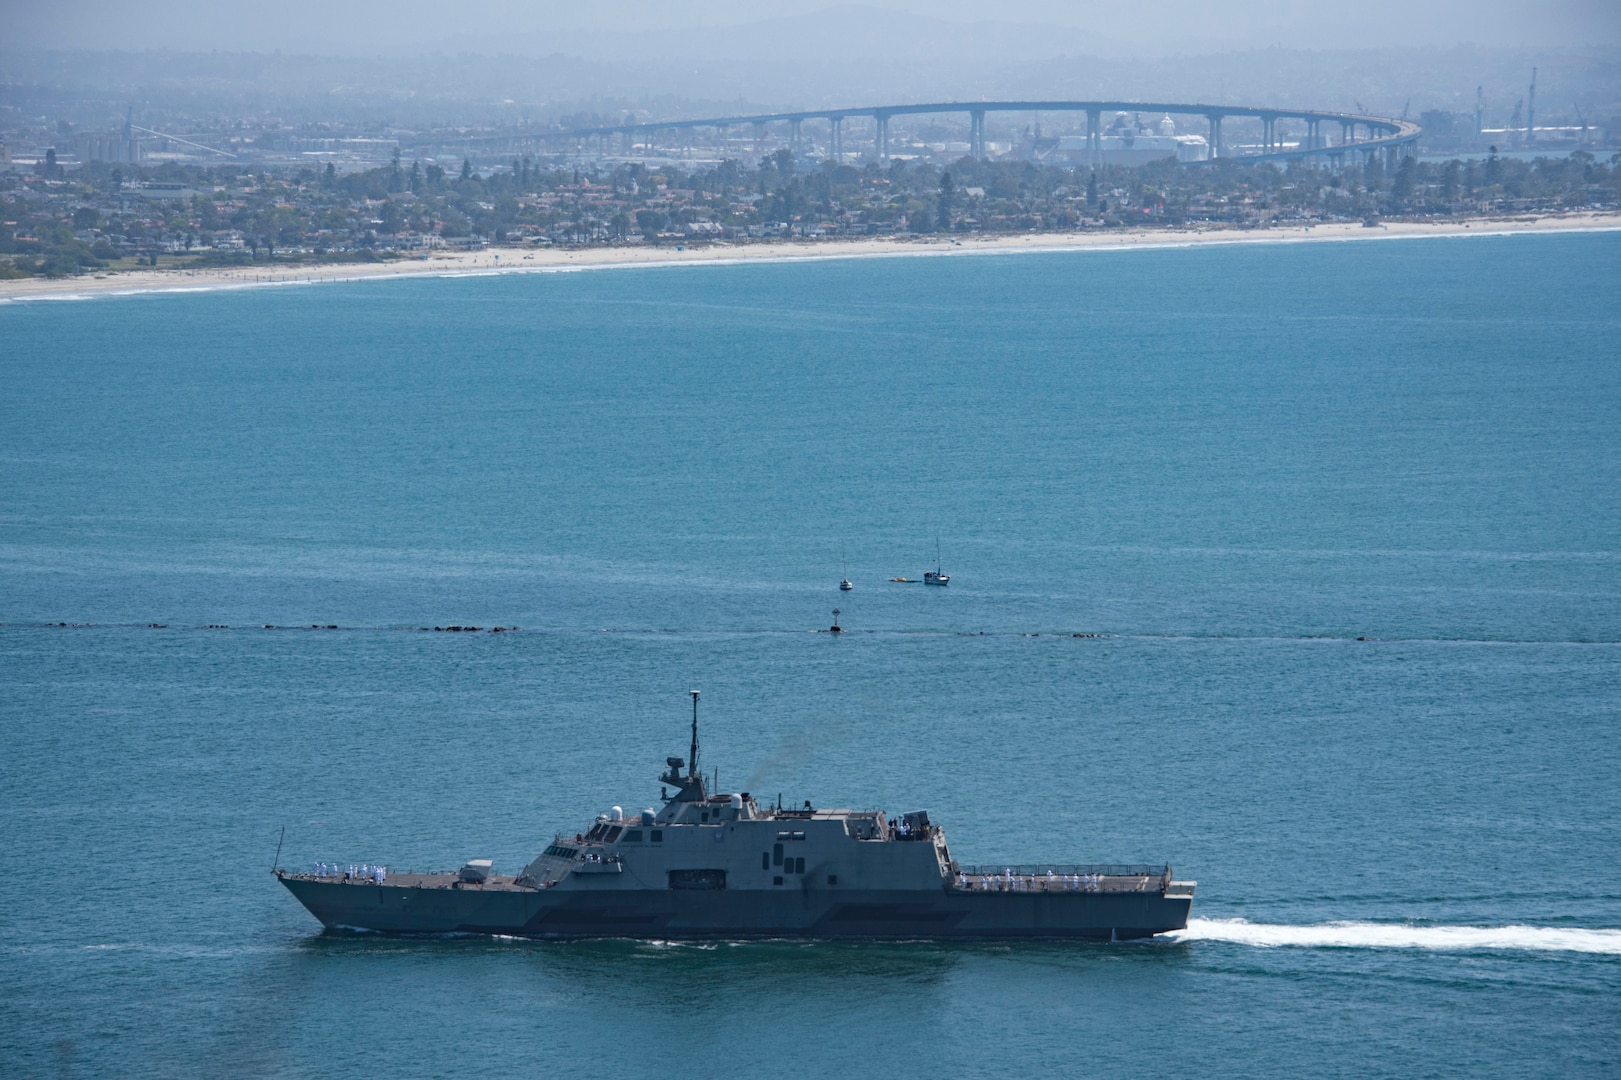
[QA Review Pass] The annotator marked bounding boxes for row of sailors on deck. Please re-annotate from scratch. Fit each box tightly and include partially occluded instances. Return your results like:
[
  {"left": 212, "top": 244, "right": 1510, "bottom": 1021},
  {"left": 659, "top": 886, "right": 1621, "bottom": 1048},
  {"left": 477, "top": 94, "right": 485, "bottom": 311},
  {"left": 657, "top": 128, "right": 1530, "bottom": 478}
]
[
  {"left": 955, "top": 870, "right": 1105, "bottom": 892},
  {"left": 313, "top": 862, "right": 386, "bottom": 883}
]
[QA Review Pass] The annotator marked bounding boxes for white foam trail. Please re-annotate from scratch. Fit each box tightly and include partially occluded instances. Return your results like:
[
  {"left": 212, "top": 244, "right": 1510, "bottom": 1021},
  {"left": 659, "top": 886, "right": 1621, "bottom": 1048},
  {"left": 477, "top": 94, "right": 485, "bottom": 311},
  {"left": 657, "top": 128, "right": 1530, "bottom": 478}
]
[{"left": 1166, "top": 918, "right": 1621, "bottom": 955}]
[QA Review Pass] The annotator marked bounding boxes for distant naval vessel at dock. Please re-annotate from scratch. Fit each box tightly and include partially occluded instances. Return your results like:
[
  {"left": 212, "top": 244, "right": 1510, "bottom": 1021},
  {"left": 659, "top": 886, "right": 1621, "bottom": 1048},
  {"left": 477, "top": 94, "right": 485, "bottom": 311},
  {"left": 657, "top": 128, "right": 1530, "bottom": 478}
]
[{"left": 278, "top": 693, "right": 1195, "bottom": 940}]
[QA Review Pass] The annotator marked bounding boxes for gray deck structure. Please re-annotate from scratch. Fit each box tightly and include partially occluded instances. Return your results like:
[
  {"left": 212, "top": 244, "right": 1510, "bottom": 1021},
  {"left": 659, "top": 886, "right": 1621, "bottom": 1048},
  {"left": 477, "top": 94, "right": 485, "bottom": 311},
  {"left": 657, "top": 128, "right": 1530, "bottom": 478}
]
[{"left": 278, "top": 694, "right": 1195, "bottom": 940}]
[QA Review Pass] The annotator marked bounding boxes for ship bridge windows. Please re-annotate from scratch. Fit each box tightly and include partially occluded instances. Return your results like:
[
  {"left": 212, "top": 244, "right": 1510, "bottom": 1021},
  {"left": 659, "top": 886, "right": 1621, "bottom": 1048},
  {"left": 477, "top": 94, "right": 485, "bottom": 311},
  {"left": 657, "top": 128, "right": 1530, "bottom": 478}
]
[
  {"left": 650, "top": 830, "right": 663, "bottom": 843},
  {"left": 621, "top": 829, "right": 643, "bottom": 843},
  {"left": 584, "top": 822, "right": 623, "bottom": 843},
  {"left": 543, "top": 844, "right": 579, "bottom": 859}
]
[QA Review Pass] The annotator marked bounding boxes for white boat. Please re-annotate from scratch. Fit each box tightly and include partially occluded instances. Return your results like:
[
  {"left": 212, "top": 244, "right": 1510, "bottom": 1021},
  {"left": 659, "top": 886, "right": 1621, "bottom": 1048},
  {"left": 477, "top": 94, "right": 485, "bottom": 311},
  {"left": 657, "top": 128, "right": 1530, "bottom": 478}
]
[{"left": 924, "top": 541, "right": 950, "bottom": 586}]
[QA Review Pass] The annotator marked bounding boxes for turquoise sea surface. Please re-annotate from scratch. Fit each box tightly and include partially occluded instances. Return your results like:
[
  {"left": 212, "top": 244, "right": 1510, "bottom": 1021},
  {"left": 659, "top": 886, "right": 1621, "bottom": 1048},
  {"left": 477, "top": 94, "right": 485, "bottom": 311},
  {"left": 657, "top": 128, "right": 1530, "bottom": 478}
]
[{"left": 2, "top": 233, "right": 1619, "bottom": 1077}]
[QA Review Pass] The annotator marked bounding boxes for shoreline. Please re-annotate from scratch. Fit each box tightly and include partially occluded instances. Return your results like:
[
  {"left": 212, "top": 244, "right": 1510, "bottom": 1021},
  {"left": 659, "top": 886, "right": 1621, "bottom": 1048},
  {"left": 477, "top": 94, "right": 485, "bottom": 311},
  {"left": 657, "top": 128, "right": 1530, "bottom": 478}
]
[{"left": 4, "top": 211, "right": 1618, "bottom": 302}]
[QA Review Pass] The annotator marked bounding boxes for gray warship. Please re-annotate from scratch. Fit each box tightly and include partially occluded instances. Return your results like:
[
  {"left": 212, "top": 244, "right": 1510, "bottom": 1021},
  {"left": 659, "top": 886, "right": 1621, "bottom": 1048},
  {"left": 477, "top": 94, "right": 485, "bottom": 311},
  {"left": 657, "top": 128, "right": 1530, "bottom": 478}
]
[{"left": 278, "top": 693, "right": 1195, "bottom": 940}]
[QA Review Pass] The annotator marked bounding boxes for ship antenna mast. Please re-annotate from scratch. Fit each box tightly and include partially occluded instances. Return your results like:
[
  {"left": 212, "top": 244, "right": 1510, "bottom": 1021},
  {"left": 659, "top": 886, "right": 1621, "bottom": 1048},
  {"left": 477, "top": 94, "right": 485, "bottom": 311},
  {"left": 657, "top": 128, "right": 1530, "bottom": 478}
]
[{"left": 689, "top": 690, "right": 700, "bottom": 781}]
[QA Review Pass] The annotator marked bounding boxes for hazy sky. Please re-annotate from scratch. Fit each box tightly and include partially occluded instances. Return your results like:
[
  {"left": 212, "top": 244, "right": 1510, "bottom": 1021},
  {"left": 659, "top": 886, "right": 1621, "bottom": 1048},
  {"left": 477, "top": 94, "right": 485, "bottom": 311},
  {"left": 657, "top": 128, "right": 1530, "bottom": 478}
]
[{"left": 9, "top": 0, "right": 1619, "bottom": 54}]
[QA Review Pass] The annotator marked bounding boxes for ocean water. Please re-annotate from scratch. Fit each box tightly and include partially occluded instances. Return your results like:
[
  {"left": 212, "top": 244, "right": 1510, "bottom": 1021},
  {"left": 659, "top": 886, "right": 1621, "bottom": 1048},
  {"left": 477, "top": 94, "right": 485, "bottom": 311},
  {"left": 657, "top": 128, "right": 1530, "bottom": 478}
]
[{"left": 2, "top": 233, "right": 1619, "bottom": 1078}]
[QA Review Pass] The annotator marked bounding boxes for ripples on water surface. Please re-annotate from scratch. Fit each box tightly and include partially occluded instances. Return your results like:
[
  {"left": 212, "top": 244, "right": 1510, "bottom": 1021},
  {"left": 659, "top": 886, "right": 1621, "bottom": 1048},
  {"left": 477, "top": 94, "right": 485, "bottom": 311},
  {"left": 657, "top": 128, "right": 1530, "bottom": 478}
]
[{"left": 2, "top": 234, "right": 1619, "bottom": 1078}]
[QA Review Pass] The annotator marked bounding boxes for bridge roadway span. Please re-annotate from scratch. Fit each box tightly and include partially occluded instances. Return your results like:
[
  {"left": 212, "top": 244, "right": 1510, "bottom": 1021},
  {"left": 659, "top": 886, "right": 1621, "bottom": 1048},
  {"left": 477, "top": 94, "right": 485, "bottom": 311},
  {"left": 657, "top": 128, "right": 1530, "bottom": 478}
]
[{"left": 546, "top": 100, "right": 1420, "bottom": 167}]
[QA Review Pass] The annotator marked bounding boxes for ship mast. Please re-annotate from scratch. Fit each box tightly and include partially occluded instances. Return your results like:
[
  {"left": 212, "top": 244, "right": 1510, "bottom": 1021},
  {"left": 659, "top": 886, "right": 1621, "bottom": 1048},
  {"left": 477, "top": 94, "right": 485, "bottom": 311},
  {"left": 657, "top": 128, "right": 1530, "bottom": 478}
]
[
  {"left": 689, "top": 689, "right": 700, "bottom": 781},
  {"left": 661, "top": 691, "right": 708, "bottom": 801}
]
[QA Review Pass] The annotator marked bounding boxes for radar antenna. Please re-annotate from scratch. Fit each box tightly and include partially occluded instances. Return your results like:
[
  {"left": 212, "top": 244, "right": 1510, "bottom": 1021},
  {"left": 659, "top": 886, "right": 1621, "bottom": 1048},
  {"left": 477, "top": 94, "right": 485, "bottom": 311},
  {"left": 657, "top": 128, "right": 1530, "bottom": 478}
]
[{"left": 661, "top": 691, "right": 709, "bottom": 800}]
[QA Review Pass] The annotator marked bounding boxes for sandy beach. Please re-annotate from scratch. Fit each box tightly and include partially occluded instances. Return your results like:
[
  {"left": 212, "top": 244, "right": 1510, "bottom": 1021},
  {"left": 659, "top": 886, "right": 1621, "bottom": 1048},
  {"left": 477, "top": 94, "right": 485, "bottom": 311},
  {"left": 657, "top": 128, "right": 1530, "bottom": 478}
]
[{"left": 4, "top": 211, "right": 1618, "bottom": 302}]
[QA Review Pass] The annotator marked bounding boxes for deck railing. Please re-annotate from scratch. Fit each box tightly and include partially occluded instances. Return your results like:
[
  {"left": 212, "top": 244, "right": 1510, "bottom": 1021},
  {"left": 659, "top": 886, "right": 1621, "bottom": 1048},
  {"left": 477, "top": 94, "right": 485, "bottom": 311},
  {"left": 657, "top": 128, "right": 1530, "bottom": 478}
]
[
  {"left": 955, "top": 864, "right": 1174, "bottom": 894},
  {"left": 958, "top": 864, "right": 1170, "bottom": 878}
]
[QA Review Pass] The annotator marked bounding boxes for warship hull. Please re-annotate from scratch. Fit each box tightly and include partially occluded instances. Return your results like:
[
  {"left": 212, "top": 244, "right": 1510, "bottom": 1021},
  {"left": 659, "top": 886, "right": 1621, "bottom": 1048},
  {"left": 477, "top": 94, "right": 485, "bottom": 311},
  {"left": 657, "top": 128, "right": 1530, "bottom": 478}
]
[
  {"left": 279, "top": 873, "right": 1193, "bottom": 940},
  {"left": 279, "top": 692, "right": 1195, "bottom": 942}
]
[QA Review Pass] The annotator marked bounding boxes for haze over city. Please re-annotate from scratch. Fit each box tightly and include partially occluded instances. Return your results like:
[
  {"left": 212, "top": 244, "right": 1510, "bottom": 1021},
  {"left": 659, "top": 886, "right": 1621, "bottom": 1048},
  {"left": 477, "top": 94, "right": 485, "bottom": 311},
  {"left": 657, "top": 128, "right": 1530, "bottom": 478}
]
[{"left": 12, "top": 0, "right": 1620, "bottom": 54}]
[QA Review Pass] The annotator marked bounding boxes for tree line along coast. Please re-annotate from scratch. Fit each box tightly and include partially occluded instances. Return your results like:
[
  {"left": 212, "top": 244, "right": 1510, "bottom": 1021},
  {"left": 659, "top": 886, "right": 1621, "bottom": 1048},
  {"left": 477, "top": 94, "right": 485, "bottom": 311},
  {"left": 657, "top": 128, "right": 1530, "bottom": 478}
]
[{"left": 3, "top": 148, "right": 1618, "bottom": 279}]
